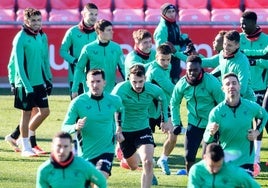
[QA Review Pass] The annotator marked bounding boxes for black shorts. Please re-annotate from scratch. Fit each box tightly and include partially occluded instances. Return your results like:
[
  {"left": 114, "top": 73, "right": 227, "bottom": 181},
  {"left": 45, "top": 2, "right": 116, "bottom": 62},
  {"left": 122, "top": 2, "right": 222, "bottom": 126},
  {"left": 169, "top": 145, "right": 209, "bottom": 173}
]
[
  {"left": 89, "top": 153, "right": 114, "bottom": 176},
  {"left": 14, "top": 84, "right": 49, "bottom": 111},
  {"left": 254, "top": 89, "right": 266, "bottom": 106},
  {"left": 120, "top": 128, "right": 155, "bottom": 159},
  {"left": 240, "top": 163, "right": 254, "bottom": 177}
]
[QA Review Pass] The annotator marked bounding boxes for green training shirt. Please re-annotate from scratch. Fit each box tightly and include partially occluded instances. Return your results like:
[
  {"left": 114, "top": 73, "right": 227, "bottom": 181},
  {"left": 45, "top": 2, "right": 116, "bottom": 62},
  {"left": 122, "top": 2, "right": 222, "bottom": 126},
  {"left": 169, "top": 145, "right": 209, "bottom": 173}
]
[
  {"left": 72, "top": 39, "right": 125, "bottom": 93},
  {"left": 202, "top": 50, "right": 256, "bottom": 101},
  {"left": 124, "top": 49, "right": 156, "bottom": 79},
  {"left": 188, "top": 160, "right": 260, "bottom": 188},
  {"left": 204, "top": 98, "right": 268, "bottom": 166},
  {"left": 170, "top": 72, "right": 224, "bottom": 128},
  {"left": 240, "top": 32, "right": 268, "bottom": 91},
  {"left": 146, "top": 61, "right": 174, "bottom": 103},
  {"left": 62, "top": 92, "right": 124, "bottom": 160},
  {"left": 12, "top": 29, "right": 51, "bottom": 93},
  {"left": 36, "top": 156, "right": 107, "bottom": 188},
  {"left": 111, "top": 81, "right": 168, "bottom": 132},
  {"left": 60, "top": 25, "right": 97, "bottom": 83}
]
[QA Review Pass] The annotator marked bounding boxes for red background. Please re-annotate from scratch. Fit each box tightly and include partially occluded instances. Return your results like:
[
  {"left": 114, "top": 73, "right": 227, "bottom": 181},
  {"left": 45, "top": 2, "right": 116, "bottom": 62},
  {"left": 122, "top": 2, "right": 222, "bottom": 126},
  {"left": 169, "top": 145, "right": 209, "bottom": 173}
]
[{"left": 1, "top": 25, "right": 266, "bottom": 86}]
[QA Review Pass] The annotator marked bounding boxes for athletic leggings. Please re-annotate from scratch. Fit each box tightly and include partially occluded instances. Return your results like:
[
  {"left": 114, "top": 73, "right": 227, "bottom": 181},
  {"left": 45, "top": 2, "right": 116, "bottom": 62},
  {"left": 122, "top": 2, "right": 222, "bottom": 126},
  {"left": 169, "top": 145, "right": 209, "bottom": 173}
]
[{"left": 184, "top": 124, "right": 206, "bottom": 162}]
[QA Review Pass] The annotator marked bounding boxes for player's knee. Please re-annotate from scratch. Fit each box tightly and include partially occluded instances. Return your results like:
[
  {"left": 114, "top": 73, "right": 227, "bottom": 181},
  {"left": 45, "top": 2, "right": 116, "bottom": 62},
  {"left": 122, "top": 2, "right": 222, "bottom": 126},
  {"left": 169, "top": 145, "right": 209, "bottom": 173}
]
[{"left": 41, "top": 108, "right": 50, "bottom": 117}]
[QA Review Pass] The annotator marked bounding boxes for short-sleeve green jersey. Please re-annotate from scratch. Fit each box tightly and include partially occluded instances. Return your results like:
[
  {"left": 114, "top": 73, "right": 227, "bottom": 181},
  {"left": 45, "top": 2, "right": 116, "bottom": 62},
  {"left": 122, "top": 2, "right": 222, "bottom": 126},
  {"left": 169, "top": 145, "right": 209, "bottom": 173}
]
[{"left": 62, "top": 92, "right": 124, "bottom": 160}]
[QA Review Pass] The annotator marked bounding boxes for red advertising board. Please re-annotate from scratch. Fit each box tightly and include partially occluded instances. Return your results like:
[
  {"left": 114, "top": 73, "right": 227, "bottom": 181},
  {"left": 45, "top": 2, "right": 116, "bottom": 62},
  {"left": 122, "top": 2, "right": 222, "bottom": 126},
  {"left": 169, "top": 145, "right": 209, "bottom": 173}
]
[{"left": 1, "top": 25, "right": 267, "bottom": 87}]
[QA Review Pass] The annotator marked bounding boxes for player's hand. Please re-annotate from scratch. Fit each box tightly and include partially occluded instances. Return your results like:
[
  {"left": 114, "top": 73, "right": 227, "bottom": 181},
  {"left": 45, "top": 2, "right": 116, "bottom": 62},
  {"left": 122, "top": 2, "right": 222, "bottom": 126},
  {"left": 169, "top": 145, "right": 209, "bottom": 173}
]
[
  {"left": 208, "top": 122, "right": 219, "bottom": 136},
  {"left": 116, "top": 132, "right": 125, "bottom": 143},
  {"left": 247, "top": 129, "right": 260, "bottom": 141},
  {"left": 10, "top": 83, "right": 15, "bottom": 95},
  {"left": 75, "top": 117, "right": 86, "bottom": 131},
  {"left": 160, "top": 122, "right": 170, "bottom": 133}
]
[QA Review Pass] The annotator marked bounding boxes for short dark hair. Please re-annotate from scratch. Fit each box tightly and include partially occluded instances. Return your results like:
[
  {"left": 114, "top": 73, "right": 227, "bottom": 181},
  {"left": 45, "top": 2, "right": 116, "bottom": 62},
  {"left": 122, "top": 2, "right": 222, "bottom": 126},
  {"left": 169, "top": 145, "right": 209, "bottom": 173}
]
[
  {"left": 84, "top": 3, "right": 98, "bottom": 10},
  {"left": 53, "top": 131, "right": 72, "bottom": 142},
  {"left": 205, "top": 143, "right": 224, "bottom": 162},
  {"left": 94, "top": 19, "right": 112, "bottom": 34},
  {"left": 224, "top": 30, "right": 240, "bottom": 43},
  {"left": 186, "top": 55, "right": 202, "bottom": 64},
  {"left": 222, "top": 72, "right": 239, "bottom": 82},
  {"left": 242, "top": 11, "right": 257, "bottom": 23},
  {"left": 129, "top": 64, "right": 146, "bottom": 77},
  {"left": 157, "top": 43, "right": 172, "bottom": 55},
  {"left": 87, "top": 69, "right": 105, "bottom": 80}
]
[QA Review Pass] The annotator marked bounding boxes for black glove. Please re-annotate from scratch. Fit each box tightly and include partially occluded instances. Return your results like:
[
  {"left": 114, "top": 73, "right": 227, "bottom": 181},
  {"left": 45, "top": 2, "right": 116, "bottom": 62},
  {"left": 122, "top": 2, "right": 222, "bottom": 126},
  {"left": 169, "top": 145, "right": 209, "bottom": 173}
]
[
  {"left": 248, "top": 58, "right": 256, "bottom": 66},
  {"left": 173, "top": 125, "right": 182, "bottom": 135},
  {"left": 10, "top": 83, "right": 15, "bottom": 95},
  {"left": 45, "top": 80, "right": 53, "bottom": 96},
  {"left": 183, "top": 43, "right": 196, "bottom": 56}
]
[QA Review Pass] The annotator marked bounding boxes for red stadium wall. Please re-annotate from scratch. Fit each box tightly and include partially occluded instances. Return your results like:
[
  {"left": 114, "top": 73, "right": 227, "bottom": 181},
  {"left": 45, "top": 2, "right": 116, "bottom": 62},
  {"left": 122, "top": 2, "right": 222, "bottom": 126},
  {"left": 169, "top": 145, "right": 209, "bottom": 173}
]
[{"left": 1, "top": 25, "right": 267, "bottom": 87}]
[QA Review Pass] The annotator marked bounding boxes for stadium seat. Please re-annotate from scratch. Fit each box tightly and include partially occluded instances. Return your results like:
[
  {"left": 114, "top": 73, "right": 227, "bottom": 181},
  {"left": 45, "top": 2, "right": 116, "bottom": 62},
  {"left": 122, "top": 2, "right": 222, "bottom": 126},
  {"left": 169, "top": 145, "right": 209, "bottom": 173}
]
[
  {"left": 210, "top": 0, "right": 241, "bottom": 9},
  {"left": 16, "top": 9, "right": 48, "bottom": 22},
  {"left": 0, "top": 9, "right": 15, "bottom": 21},
  {"left": 98, "top": 9, "right": 112, "bottom": 21},
  {"left": 178, "top": 0, "right": 208, "bottom": 9},
  {"left": 0, "top": 0, "right": 15, "bottom": 9},
  {"left": 49, "top": 9, "right": 80, "bottom": 22},
  {"left": 50, "top": 0, "right": 80, "bottom": 9},
  {"left": 114, "top": 0, "right": 144, "bottom": 9},
  {"left": 113, "top": 9, "right": 144, "bottom": 22},
  {"left": 17, "top": 0, "right": 47, "bottom": 9},
  {"left": 145, "top": 9, "right": 161, "bottom": 22},
  {"left": 49, "top": 0, "right": 80, "bottom": 23},
  {"left": 244, "top": 0, "right": 268, "bottom": 8},
  {"left": 145, "top": 0, "right": 177, "bottom": 9},
  {"left": 245, "top": 9, "right": 268, "bottom": 23},
  {"left": 81, "top": 0, "right": 112, "bottom": 9},
  {"left": 179, "top": 9, "right": 210, "bottom": 22},
  {"left": 211, "top": 9, "right": 242, "bottom": 23}
]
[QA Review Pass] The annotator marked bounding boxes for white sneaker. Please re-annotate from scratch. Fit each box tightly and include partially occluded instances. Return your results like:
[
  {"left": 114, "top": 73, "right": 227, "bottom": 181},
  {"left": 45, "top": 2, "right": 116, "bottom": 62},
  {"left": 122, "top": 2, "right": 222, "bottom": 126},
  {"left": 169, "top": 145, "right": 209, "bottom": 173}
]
[
  {"left": 5, "top": 134, "right": 21, "bottom": 152},
  {"left": 21, "top": 149, "right": 38, "bottom": 157}
]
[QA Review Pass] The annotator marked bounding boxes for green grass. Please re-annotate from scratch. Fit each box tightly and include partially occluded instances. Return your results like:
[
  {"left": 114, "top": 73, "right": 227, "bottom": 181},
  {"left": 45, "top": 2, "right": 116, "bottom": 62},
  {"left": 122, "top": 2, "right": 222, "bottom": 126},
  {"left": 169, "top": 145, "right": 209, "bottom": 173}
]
[{"left": 0, "top": 95, "right": 268, "bottom": 188}]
